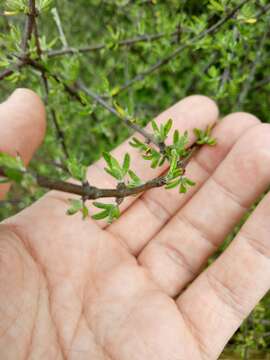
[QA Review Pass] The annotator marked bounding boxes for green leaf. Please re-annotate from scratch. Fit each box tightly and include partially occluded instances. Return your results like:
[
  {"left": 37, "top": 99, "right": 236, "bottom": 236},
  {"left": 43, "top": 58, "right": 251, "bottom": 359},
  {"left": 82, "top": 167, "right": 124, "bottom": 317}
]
[
  {"left": 93, "top": 201, "right": 113, "bottom": 210},
  {"left": 173, "top": 130, "right": 179, "bottom": 145},
  {"left": 167, "top": 149, "right": 178, "bottom": 179},
  {"left": 208, "top": 0, "right": 224, "bottom": 13},
  {"left": 82, "top": 204, "right": 89, "bottom": 219},
  {"left": 92, "top": 209, "right": 109, "bottom": 220},
  {"left": 92, "top": 202, "right": 120, "bottom": 223},
  {"left": 104, "top": 167, "right": 123, "bottom": 181},
  {"left": 66, "top": 157, "right": 87, "bottom": 182},
  {"left": 4, "top": 168, "right": 23, "bottom": 183},
  {"left": 178, "top": 177, "right": 196, "bottom": 193},
  {"left": 163, "top": 118, "right": 173, "bottom": 138},
  {"left": 128, "top": 169, "right": 141, "bottom": 187},
  {"left": 165, "top": 178, "right": 180, "bottom": 189},
  {"left": 185, "top": 178, "right": 196, "bottom": 187},
  {"left": 208, "top": 65, "right": 219, "bottom": 78},
  {"left": 67, "top": 199, "right": 83, "bottom": 215},
  {"left": 103, "top": 151, "right": 113, "bottom": 168},
  {"left": 151, "top": 120, "right": 159, "bottom": 133},
  {"left": 108, "top": 204, "right": 120, "bottom": 223},
  {"left": 122, "top": 153, "right": 130, "bottom": 176},
  {"left": 0, "top": 152, "right": 25, "bottom": 183},
  {"left": 193, "top": 126, "right": 217, "bottom": 146},
  {"left": 0, "top": 152, "right": 25, "bottom": 171},
  {"left": 113, "top": 101, "right": 126, "bottom": 118},
  {"left": 103, "top": 152, "right": 124, "bottom": 180}
]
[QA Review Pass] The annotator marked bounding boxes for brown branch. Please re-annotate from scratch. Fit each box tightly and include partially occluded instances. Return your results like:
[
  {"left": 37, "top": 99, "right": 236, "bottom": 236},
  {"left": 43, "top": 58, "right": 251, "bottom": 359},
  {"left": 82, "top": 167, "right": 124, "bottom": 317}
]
[
  {"left": 0, "top": 62, "right": 25, "bottom": 81},
  {"left": 75, "top": 81, "right": 165, "bottom": 152},
  {"left": 33, "top": 145, "right": 197, "bottom": 200},
  {"left": 21, "top": 0, "right": 36, "bottom": 53},
  {"left": 114, "top": 0, "right": 251, "bottom": 94},
  {"left": 32, "top": 18, "right": 70, "bottom": 158},
  {"left": 36, "top": 173, "right": 167, "bottom": 199}
]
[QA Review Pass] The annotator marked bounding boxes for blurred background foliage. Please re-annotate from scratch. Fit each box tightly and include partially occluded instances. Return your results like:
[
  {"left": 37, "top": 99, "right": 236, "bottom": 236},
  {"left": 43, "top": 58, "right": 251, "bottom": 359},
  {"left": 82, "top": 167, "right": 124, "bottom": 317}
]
[{"left": 0, "top": 0, "right": 270, "bottom": 358}]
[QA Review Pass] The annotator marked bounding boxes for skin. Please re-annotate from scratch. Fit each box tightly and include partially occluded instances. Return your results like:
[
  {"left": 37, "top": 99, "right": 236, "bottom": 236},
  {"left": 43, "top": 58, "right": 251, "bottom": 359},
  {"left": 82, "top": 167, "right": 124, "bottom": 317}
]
[{"left": 0, "top": 89, "right": 270, "bottom": 360}]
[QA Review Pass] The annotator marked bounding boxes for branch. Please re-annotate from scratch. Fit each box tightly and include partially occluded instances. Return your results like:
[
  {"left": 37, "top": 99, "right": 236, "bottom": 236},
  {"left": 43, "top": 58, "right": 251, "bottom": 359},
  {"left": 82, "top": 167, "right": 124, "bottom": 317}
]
[
  {"left": 46, "top": 30, "right": 181, "bottom": 58},
  {"left": 76, "top": 81, "right": 165, "bottom": 152},
  {"left": 31, "top": 14, "right": 69, "bottom": 158},
  {"left": 2, "top": 145, "right": 198, "bottom": 201},
  {"left": 237, "top": 21, "right": 269, "bottom": 108},
  {"left": 0, "top": 61, "right": 26, "bottom": 81},
  {"left": 21, "top": 0, "right": 36, "bottom": 53},
  {"left": 253, "top": 75, "right": 270, "bottom": 90},
  {"left": 51, "top": 7, "right": 68, "bottom": 48},
  {"left": 114, "top": 0, "right": 251, "bottom": 94}
]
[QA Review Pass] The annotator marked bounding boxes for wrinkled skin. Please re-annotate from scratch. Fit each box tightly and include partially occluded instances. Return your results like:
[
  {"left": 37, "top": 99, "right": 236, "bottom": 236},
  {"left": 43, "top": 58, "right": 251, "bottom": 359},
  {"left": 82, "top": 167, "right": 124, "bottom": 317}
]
[{"left": 1, "top": 89, "right": 270, "bottom": 360}]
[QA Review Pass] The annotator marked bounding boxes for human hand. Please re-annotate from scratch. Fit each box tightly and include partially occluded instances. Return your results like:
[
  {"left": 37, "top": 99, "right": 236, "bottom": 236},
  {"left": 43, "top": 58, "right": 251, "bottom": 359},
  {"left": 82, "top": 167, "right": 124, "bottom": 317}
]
[{"left": 1, "top": 89, "right": 270, "bottom": 359}]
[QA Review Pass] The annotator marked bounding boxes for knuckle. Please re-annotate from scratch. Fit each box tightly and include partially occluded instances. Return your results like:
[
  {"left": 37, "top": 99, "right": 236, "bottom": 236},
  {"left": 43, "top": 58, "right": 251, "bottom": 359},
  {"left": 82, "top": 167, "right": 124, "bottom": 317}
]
[{"left": 222, "top": 111, "right": 261, "bottom": 127}]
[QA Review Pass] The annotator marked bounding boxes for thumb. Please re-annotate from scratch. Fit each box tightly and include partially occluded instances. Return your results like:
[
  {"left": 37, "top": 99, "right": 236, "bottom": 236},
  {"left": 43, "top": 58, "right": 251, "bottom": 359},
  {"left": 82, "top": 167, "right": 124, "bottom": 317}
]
[{"left": 0, "top": 88, "right": 46, "bottom": 199}]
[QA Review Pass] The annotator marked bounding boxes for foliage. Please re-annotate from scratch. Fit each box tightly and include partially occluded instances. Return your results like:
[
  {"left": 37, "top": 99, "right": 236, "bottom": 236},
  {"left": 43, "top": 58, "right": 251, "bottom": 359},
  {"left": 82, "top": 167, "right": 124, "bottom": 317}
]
[{"left": 0, "top": 0, "right": 270, "bottom": 357}]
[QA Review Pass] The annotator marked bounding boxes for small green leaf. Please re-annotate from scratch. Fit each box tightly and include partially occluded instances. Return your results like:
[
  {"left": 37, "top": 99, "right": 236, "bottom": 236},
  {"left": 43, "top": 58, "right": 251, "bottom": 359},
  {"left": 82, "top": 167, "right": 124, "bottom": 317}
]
[
  {"left": 0, "top": 152, "right": 25, "bottom": 183},
  {"left": 151, "top": 120, "right": 159, "bottom": 133},
  {"left": 164, "top": 118, "right": 173, "bottom": 137},
  {"left": 67, "top": 199, "right": 83, "bottom": 215},
  {"left": 185, "top": 178, "right": 196, "bottom": 187},
  {"left": 165, "top": 178, "right": 180, "bottom": 189},
  {"left": 178, "top": 177, "right": 196, "bottom": 193},
  {"left": 103, "top": 151, "right": 113, "bottom": 168},
  {"left": 194, "top": 126, "right": 217, "bottom": 146},
  {"left": 122, "top": 153, "right": 130, "bottom": 176},
  {"left": 82, "top": 204, "right": 89, "bottom": 219},
  {"left": 66, "top": 157, "right": 87, "bottom": 182},
  {"left": 128, "top": 169, "right": 142, "bottom": 187},
  {"left": 168, "top": 148, "right": 178, "bottom": 178},
  {"left": 93, "top": 201, "right": 113, "bottom": 210},
  {"left": 104, "top": 167, "right": 123, "bottom": 181},
  {"left": 113, "top": 101, "right": 126, "bottom": 118},
  {"left": 92, "top": 209, "right": 109, "bottom": 220},
  {"left": 173, "top": 130, "right": 179, "bottom": 145},
  {"left": 92, "top": 202, "right": 120, "bottom": 223}
]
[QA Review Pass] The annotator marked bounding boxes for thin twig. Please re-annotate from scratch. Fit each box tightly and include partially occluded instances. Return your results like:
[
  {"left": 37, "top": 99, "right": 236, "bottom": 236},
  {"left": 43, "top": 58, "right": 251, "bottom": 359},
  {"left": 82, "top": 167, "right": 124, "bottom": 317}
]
[
  {"left": 32, "top": 15, "right": 69, "bottom": 158},
  {"left": 51, "top": 7, "right": 68, "bottom": 48},
  {"left": 252, "top": 75, "right": 270, "bottom": 90},
  {"left": 46, "top": 30, "right": 181, "bottom": 58},
  {"left": 236, "top": 21, "right": 269, "bottom": 108},
  {"left": 21, "top": 0, "right": 36, "bottom": 53},
  {"left": 76, "top": 81, "right": 165, "bottom": 151}
]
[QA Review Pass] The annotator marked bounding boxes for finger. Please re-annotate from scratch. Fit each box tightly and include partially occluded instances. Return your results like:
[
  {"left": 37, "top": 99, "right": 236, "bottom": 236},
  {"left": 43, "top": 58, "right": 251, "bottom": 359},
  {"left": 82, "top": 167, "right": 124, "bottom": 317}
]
[
  {"left": 108, "top": 113, "right": 259, "bottom": 254},
  {"left": 0, "top": 89, "right": 46, "bottom": 199},
  {"left": 50, "top": 95, "right": 218, "bottom": 224},
  {"left": 139, "top": 121, "right": 270, "bottom": 297},
  {"left": 176, "top": 190, "right": 270, "bottom": 360}
]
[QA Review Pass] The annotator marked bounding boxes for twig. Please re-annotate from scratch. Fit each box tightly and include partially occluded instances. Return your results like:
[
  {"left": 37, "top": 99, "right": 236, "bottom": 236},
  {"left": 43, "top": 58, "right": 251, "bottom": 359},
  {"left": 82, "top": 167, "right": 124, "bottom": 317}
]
[
  {"left": 76, "top": 81, "right": 165, "bottom": 151},
  {"left": 31, "top": 14, "right": 69, "bottom": 158},
  {"left": 51, "top": 7, "right": 68, "bottom": 48},
  {"left": 36, "top": 173, "right": 168, "bottom": 199},
  {"left": 252, "top": 75, "right": 270, "bottom": 90},
  {"left": 46, "top": 30, "right": 181, "bottom": 58},
  {"left": 236, "top": 21, "right": 269, "bottom": 108},
  {"left": 21, "top": 0, "right": 36, "bottom": 53}
]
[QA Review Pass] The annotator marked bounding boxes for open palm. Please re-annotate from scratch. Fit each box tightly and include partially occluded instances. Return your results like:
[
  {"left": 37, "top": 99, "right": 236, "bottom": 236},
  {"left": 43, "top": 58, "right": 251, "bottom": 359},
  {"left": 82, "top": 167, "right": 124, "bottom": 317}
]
[{"left": 1, "top": 89, "right": 270, "bottom": 360}]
